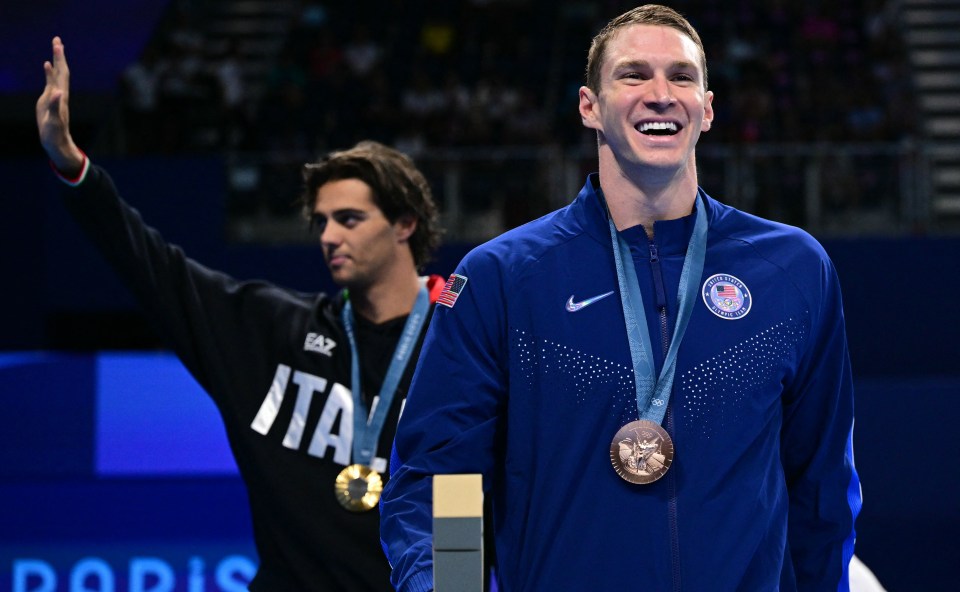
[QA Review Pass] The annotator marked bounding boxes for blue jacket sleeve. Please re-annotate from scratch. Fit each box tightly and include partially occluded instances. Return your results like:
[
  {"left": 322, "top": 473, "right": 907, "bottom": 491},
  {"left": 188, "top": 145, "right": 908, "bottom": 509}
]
[
  {"left": 780, "top": 254, "right": 861, "bottom": 591},
  {"left": 380, "top": 249, "right": 508, "bottom": 592}
]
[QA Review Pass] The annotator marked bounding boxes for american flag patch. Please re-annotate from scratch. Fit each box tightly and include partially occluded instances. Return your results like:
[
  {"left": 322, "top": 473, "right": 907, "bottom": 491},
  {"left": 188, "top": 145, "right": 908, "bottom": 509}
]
[
  {"left": 715, "top": 283, "right": 742, "bottom": 305},
  {"left": 716, "top": 284, "right": 738, "bottom": 296},
  {"left": 438, "top": 274, "right": 468, "bottom": 308}
]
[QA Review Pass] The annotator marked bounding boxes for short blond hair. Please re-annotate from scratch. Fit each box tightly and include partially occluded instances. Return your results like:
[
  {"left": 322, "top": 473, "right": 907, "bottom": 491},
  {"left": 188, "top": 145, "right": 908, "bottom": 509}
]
[{"left": 585, "top": 4, "right": 708, "bottom": 93}]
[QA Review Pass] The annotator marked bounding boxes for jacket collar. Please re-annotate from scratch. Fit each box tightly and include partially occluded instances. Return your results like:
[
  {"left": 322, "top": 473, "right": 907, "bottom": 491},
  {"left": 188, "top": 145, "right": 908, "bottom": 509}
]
[{"left": 572, "top": 173, "right": 718, "bottom": 254}]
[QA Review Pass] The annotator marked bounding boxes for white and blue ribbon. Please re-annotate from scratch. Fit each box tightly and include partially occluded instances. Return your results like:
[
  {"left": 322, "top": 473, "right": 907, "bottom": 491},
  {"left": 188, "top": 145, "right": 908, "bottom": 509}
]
[
  {"left": 606, "top": 193, "right": 708, "bottom": 426},
  {"left": 342, "top": 285, "right": 430, "bottom": 466}
]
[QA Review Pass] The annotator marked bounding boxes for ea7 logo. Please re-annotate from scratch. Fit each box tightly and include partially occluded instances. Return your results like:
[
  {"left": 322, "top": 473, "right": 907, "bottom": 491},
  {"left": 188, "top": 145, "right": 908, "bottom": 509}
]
[{"left": 304, "top": 332, "right": 337, "bottom": 356}]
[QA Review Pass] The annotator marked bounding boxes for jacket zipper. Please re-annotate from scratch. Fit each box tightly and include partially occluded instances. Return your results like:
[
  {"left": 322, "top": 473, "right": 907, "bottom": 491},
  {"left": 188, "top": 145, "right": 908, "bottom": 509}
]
[
  {"left": 648, "top": 244, "right": 670, "bottom": 346},
  {"left": 649, "top": 241, "right": 682, "bottom": 592}
]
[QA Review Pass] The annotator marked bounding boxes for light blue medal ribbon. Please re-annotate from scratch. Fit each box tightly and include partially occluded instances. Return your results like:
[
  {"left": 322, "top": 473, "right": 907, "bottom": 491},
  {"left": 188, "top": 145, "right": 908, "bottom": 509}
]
[
  {"left": 341, "top": 284, "right": 430, "bottom": 467},
  {"left": 607, "top": 193, "right": 708, "bottom": 426}
]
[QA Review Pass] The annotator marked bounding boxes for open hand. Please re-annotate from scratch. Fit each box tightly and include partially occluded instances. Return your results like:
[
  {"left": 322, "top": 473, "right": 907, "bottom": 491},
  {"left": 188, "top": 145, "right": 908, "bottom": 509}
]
[{"left": 36, "top": 36, "right": 84, "bottom": 176}]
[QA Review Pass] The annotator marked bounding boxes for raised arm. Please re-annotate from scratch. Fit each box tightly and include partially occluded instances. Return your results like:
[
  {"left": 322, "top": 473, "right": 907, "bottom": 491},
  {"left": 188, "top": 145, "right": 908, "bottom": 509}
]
[
  {"left": 32, "top": 36, "right": 282, "bottom": 399},
  {"left": 36, "top": 36, "right": 85, "bottom": 176}
]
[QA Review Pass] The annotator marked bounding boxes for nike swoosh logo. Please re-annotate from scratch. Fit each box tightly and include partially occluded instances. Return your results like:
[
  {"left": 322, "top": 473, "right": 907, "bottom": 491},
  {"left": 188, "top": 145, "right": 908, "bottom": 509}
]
[{"left": 566, "top": 291, "right": 616, "bottom": 312}]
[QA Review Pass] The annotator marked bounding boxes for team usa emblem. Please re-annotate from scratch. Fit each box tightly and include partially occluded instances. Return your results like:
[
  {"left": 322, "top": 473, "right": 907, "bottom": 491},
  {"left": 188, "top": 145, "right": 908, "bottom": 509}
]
[
  {"left": 438, "top": 274, "right": 468, "bottom": 308},
  {"left": 702, "top": 274, "right": 752, "bottom": 320}
]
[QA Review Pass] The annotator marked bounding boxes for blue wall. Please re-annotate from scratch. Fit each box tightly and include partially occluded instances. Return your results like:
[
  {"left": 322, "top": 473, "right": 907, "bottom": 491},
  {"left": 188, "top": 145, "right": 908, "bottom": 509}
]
[
  {"left": 0, "top": 2, "right": 169, "bottom": 94},
  {"left": 0, "top": 352, "right": 256, "bottom": 592},
  {"left": 1, "top": 157, "right": 958, "bottom": 591}
]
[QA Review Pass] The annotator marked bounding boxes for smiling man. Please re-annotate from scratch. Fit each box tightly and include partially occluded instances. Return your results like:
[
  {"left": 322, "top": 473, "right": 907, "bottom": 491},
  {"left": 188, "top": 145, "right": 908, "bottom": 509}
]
[
  {"left": 381, "top": 5, "right": 861, "bottom": 591},
  {"left": 37, "top": 37, "right": 445, "bottom": 591}
]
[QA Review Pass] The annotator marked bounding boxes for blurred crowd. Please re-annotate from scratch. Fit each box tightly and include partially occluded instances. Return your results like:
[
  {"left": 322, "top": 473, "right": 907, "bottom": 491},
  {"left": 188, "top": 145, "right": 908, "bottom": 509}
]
[
  {"left": 112, "top": 0, "right": 914, "bottom": 236},
  {"left": 118, "top": 0, "right": 913, "bottom": 157}
]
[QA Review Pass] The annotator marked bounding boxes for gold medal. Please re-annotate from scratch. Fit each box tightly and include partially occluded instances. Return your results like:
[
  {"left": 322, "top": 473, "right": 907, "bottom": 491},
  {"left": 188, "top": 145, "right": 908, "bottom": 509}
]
[
  {"left": 335, "top": 464, "right": 383, "bottom": 512},
  {"left": 610, "top": 420, "right": 674, "bottom": 484}
]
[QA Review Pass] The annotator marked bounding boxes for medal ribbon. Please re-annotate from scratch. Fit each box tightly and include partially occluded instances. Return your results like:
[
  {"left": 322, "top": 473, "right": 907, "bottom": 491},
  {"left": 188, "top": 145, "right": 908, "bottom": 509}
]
[
  {"left": 342, "top": 283, "right": 430, "bottom": 466},
  {"left": 607, "top": 193, "right": 708, "bottom": 426}
]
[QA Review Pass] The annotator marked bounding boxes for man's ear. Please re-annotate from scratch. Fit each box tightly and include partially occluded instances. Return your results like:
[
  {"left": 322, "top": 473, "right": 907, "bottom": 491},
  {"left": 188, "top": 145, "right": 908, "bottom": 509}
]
[
  {"left": 701, "top": 90, "right": 715, "bottom": 132},
  {"left": 394, "top": 214, "right": 418, "bottom": 242},
  {"left": 579, "top": 85, "right": 602, "bottom": 131}
]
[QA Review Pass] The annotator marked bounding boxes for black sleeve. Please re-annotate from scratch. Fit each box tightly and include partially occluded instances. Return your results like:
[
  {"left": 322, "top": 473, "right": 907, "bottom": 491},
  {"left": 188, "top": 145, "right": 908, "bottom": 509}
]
[{"left": 60, "top": 164, "right": 304, "bottom": 403}]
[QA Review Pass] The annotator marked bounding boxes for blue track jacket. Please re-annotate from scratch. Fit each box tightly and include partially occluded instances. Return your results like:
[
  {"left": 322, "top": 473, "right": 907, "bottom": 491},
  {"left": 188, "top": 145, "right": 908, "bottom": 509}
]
[{"left": 381, "top": 175, "right": 860, "bottom": 591}]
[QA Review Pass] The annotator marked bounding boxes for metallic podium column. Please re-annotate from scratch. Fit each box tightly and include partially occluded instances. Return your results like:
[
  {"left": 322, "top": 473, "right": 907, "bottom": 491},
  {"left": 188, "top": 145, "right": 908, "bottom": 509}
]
[{"left": 433, "top": 474, "right": 484, "bottom": 592}]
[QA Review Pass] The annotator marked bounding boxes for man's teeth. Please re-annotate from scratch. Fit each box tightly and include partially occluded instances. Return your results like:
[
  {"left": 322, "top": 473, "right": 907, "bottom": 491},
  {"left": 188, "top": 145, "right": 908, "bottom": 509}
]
[{"left": 638, "top": 122, "right": 678, "bottom": 135}]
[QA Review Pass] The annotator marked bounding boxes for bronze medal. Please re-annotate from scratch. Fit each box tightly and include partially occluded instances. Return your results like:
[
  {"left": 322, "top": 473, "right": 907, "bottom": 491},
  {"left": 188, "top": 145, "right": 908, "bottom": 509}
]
[
  {"left": 610, "top": 420, "right": 674, "bottom": 484},
  {"left": 335, "top": 464, "right": 383, "bottom": 512}
]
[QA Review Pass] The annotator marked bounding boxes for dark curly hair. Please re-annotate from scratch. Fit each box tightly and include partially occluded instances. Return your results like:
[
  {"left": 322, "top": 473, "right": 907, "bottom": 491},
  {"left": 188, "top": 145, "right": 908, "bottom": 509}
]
[{"left": 302, "top": 141, "right": 443, "bottom": 269}]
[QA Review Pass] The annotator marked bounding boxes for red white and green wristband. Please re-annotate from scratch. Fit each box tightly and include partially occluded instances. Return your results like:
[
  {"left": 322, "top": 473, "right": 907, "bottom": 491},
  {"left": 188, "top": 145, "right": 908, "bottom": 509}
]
[{"left": 49, "top": 149, "right": 90, "bottom": 187}]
